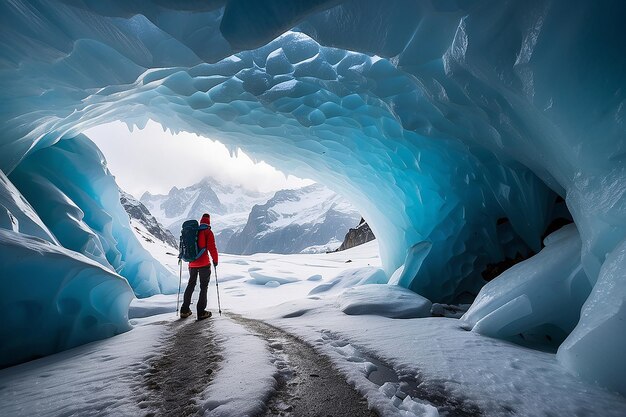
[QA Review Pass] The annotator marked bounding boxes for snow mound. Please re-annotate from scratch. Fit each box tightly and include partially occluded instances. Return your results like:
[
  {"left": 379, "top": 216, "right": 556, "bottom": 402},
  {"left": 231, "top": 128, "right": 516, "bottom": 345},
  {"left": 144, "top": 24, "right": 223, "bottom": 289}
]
[
  {"left": 309, "top": 267, "right": 387, "bottom": 295},
  {"left": 248, "top": 270, "right": 299, "bottom": 286},
  {"left": 128, "top": 294, "right": 176, "bottom": 319},
  {"left": 339, "top": 284, "right": 432, "bottom": 319}
]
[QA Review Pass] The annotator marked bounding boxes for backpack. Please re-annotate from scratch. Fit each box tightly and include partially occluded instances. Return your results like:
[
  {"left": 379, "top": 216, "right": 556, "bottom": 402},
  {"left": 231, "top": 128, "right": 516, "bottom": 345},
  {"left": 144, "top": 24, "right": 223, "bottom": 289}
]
[{"left": 178, "top": 219, "right": 210, "bottom": 262}]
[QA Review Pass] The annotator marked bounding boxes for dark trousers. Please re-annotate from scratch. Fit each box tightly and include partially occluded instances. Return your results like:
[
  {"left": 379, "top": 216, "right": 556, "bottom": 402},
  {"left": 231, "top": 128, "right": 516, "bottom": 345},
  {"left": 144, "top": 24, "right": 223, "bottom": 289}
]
[{"left": 181, "top": 266, "right": 211, "bottom": 313}]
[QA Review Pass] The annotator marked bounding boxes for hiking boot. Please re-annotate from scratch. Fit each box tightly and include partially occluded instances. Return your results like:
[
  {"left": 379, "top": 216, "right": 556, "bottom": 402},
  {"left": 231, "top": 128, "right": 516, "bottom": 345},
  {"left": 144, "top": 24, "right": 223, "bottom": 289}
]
[
  {"left": 180, "top": 309, "right": 192, "bottom": 318},
  {"left": 197, "top": 310, "right": 212, "bottom": 321}
]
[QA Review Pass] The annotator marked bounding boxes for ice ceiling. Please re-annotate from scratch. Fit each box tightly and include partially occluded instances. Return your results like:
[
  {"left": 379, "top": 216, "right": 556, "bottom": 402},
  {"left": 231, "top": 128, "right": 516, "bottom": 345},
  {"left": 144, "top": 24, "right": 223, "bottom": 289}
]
[{"left": 1, "top": 0, "right": 625, "bottom": 393}]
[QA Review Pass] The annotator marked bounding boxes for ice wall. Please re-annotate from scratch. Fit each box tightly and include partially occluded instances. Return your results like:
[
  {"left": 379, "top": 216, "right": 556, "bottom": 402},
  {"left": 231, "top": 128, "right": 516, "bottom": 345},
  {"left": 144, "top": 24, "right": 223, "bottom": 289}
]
[
  {"left": 461, "top": 225, "right": 592, "bottom": 348},
  {"left": 0, "top": 179, "right": 133, "bottom": 368},
  {"left": 558, "top": 235, "right": 626, "bottom": 395},
  {"left": 0, "top": 134, "right": 175, "bottom": 367},
  {"left": 0, "top": 0, "right": 625, "bottom": 392},
  {"left": 9, "top": 135, "right": 177, "bottom": 297},
  {"left": 0, "top": 170, "right": 57, "bottom": 244}
]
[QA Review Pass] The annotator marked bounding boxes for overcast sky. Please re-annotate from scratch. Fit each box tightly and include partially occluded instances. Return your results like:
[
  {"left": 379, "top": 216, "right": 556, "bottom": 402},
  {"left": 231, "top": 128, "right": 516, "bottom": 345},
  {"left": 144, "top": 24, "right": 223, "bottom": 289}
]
[{"left": 86, "top": 121, "right": 312, "bottom": 198}]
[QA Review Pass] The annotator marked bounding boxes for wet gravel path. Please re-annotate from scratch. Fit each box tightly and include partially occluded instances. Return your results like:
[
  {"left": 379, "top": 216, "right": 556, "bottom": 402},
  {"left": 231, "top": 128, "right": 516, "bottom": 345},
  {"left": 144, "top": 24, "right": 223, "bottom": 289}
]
[
  {"left": 231, "top": 315, "right": 378, "bottom": 417},
  {"left": 141, "top": 317, "right": 222, "bottom": 416}
]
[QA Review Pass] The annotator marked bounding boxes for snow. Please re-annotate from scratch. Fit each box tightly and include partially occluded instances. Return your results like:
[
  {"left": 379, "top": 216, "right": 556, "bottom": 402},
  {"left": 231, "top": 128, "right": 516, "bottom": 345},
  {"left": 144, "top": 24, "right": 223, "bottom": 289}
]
[
  {"left": 0, "top": 315, "right": 167, "bottom": 416},
  {"left": 225, "top": 183, "right": 361, "bottom": 255},
  {"left": 248, "top": 270, "right": 299, "bottom": 286},
  {"left": 339, "top": 284, "right": 432, "bottom": 319},
  {"left": 210, "top": 243, "right": 626, "bottom": 417},
  {"left": 198, "top": 319, "right": 276, "bottom": 417},
  {"left": 212, "top": 183, "right": 274, "bottom": 215},
  {"left": 140, "top": 179, "right": 272, "bottom": 236},
  {"left": 0, "top": 0, "right": 625, "bottom": 394},
  {"left": 300, "top": 237, "right": 342, "bottom": 254},
  {"left": 263, "top": 184, "right": 358, "bottom": 230},
  {"left": 129, "top": 294, "right": 177, "bottom": 319},
  {"left": 309, "top": 266, "right": 388, "bottom": 295},
  {"left": 2, "top": 241, "right": 626, "bottom": 416},
  {"left": 127, "top": 218, "right": 179, "bottom": 277},
  {"left": 142, "top": 187, "right": 203, "bottom": 231}
]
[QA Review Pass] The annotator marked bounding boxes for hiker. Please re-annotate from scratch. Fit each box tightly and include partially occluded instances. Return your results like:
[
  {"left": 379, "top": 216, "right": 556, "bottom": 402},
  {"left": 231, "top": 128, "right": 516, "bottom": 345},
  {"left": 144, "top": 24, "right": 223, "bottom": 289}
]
[{"left": 180, "top": 213, "right": 218, "bottom": 320}]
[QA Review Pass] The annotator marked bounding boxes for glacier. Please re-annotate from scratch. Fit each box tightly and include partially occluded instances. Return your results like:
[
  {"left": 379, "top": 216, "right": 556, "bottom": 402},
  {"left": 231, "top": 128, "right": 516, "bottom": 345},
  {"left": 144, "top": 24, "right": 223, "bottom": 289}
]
[{"left": 0, "top": 0, "right": 625, "bottom": 394}]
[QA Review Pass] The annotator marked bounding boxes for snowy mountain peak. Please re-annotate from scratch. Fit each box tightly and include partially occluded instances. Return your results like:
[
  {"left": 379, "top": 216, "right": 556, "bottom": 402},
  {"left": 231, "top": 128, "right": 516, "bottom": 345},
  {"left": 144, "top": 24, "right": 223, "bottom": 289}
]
[
  {"left": 139, "top": 178, "right": 360, "bottom": 255},
  {"left": 140, "top": 178, "right": 274, "bottom": 245},
  {"left": 226, "top": 183, "right": 360, "bottom": 255},
  {"left": 141, "top": 178, "right": 226, "bottom": 227}
]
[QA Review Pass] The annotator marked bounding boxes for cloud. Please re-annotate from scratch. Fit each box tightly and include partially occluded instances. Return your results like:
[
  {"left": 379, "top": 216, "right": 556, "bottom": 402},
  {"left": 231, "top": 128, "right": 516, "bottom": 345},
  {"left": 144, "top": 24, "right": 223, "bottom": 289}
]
[{"left": 85, "top": 121, "right": 313, "bottom": 198}]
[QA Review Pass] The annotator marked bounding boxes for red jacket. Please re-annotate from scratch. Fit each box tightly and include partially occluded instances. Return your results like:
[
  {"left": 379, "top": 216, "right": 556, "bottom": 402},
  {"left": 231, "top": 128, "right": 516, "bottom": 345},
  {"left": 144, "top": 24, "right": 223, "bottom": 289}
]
[{"left": 189, "top": 214, "right": 219, "bottom": 268}]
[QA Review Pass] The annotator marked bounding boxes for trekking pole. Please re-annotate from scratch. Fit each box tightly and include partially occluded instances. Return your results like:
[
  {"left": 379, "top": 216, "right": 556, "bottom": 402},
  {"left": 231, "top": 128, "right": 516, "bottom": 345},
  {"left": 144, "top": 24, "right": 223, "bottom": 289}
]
[
  {"left": 214, "top": 265, "right": 222, "bottom": 316},
  {"left": 176, "top": 259, "right": 182, "bottom": 317}
]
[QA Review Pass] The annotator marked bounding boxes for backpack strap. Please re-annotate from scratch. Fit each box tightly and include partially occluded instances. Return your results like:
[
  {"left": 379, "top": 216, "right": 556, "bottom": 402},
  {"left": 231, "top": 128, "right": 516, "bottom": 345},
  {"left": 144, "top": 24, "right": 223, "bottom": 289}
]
[
  {"left": 191, "top": 224, "right": 209, "bottom": 260},
  {"left": 194, "top": 247, "right": 206, "bottom": 260}
]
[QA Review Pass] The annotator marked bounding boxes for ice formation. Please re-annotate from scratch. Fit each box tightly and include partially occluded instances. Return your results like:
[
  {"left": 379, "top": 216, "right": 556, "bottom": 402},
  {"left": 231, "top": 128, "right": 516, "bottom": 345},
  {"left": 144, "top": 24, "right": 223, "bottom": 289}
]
[
  {"left": 339, "top": 284, "right": 432, "bottom": 319},
  {"left": 0, "top": 0, "right": 624, "bottom": 393},
  {"left": 0, "top": 134, "right": 174, "bottom": 366},
  {"left": 9, "top": 135, "right": 177, "bottom": 298},
  {"left": 0, "top": 228, "right": 133, "bottom": 368},
  {"left": 461, "top": 225, "right": 592, "bottom": 347}
]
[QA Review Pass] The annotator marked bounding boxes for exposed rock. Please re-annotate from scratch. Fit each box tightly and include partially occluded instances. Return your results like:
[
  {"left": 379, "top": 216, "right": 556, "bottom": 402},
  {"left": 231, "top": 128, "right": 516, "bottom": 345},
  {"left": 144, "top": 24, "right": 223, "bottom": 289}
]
[
  {"left": 120, "top": 190, "right": 177, "bottom": 248},
  {"left": 336, "top": 218, "right": 375, "bottom": 251},
  {"left": 225, "top": 184, "right": 360, "bottom": 255}
]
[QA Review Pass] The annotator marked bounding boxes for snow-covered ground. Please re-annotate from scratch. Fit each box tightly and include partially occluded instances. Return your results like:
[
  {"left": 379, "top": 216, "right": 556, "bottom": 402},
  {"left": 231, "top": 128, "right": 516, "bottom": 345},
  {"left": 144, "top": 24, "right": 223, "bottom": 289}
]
[
  {"left": 0, "top": 314, "right": 168, "bottom": 416},
  {"left": 1, "top": 241, "right": 625, "bottom": 416}
]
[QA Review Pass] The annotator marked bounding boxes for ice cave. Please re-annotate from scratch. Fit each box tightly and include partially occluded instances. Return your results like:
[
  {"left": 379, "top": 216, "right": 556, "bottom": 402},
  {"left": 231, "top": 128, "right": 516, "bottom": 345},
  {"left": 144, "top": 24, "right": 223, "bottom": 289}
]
[{"left": 0, "top": 0, "right": 625, "bottom": 398}]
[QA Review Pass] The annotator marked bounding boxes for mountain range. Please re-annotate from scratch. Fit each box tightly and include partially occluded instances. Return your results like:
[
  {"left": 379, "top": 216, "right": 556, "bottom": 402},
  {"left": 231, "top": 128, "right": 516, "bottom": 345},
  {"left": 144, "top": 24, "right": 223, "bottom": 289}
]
[
  {"left": 138, "top": 179, "right": 361, "bottom": 255},
  {"left": 226, "top": 183, "right": 361, "bottom": 254},
  {"left": 140, "top": 178, "right": 272, "bottom": 249}
]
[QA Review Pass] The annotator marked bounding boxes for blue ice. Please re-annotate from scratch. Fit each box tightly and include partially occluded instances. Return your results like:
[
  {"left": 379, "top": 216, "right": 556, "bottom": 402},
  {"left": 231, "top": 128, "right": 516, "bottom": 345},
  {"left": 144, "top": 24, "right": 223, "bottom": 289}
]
[
  {"left": 0, "top": 0, "right": 625, "bottom": 393},
  {"left": 9, "top": 136, "right": 177, "bottom": 298}
]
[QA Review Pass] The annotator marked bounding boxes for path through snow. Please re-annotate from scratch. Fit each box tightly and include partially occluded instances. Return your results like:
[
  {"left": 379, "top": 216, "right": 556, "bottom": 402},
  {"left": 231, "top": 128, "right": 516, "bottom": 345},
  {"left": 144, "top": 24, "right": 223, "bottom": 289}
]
[
  {"left": 142, "top": 318, "right": 222, "bottom": 416},
  {"left": 139, "top": 313, "right": 379, "bottom": 416},
  {"left": 231, "top": 314, "right": 378, "bottom": 417},
  {"left": 4, "top": 242, "right": 626, "bottom": 416}
]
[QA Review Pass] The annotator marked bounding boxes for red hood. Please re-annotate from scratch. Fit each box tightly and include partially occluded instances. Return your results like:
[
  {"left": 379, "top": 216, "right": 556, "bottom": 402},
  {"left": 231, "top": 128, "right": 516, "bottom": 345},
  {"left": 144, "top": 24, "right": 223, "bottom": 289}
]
[{"left": 200, "top": 214, "right": 211, "bottom": 225}]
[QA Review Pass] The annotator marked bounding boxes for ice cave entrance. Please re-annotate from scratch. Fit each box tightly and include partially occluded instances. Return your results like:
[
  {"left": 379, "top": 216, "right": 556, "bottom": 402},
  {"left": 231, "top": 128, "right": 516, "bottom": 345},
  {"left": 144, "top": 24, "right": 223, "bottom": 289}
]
[{"left": 85, "top": 120, "right": 371, "bottom": 258}]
